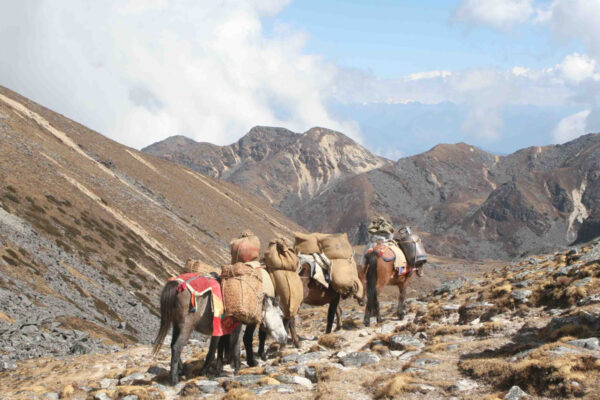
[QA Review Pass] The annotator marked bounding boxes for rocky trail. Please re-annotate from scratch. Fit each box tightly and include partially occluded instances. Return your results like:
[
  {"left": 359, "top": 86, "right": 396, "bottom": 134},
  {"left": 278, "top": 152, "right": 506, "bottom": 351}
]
[{"left": 2, "top": 240, "right": 600, "bottom": 400}]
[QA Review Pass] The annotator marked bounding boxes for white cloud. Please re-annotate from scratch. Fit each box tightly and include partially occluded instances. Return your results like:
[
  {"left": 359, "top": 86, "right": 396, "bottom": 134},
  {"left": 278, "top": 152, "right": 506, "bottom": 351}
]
[
  {"left": 0, "top": 0, "right": 359, "bottom": 149},
  {"left": 406, "top": 70, "right": 452, "bottom": 81},
  {"left": 552, "top": 109, "right": 590, "bottom": 143},
  {"left": 556, "top": 53, "right": 597, "bottom": 83},
  {"left": 453, "top": 0, "right": 534, "bottom": 30},
  {"left": 545, "top": 0, "right": 600, "bottom": 59}
]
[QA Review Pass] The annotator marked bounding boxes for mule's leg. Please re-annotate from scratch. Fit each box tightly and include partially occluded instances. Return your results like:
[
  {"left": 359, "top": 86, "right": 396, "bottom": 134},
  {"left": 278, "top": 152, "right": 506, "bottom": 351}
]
[
  {"left": 170, "top": 323, "right": 192, "bottom": 386},
  {"left": 364, "top": 252, "right": 379, "bottom": 327},
  {"left": 257, "top": 326, "right": 267, "bottom": 361},
  {"left": 397, "top": 281, "right": 408, "bottom": 320},
  {"left": 363, "top": 301, "right": 371, "bottom": 327},
  {"left": 244, "top": 324, "right": 257, "bottom": 367},
  {"left": 326, "top": 294, "right": 341, "bottom": 334},
  {"left": 375, "top": 296, "right": 382, "bottom": 324},
  {"left": 199, "top": 336, "right": 220, "bottom": 376},
  {"left": 170, "top": 324, "right": 184, "bottom": 377},
  {"left": 335, "top": 305, "right": 342, "bottom": 331},
  {"left": 216, "top": 334, "right": 230, "bottom": 375},
  {"left": 229, "top": 324, "right": 244, "bottom": 373},
  {"left": 288, "top": 317, "right": 300, "bottom": 348}
]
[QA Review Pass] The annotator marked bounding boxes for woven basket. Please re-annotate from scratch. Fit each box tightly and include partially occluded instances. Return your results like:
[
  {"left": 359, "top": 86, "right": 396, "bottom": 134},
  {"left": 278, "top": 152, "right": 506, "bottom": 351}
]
[
  {"left": 221, "top": 262, "right": 264, "bottom": 325},
  {"left": 185, "top": 259, "right": 219, "bottom": 275}
]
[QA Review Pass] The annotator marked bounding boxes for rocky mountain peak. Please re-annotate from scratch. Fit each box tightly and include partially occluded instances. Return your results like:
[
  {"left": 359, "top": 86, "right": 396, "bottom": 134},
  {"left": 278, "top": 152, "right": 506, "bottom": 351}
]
[{"left": 143, "top": 126, "right": 389, "bottom": 212}]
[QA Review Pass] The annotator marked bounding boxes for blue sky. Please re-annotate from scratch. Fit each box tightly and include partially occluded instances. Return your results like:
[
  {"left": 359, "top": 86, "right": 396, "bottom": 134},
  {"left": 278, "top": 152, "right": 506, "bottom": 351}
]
[
  {"left": 273, "top": 0, "right": 569, "bottom": 77},
  {"left": 1, "top": 0, "right": 600, "bottom": 159}
]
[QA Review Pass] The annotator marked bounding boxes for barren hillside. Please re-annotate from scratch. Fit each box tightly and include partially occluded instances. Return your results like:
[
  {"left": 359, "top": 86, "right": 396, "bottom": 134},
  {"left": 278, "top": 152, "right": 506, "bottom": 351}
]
[{"left": 0, "top": 86, "right": 303, "bottom": 363}]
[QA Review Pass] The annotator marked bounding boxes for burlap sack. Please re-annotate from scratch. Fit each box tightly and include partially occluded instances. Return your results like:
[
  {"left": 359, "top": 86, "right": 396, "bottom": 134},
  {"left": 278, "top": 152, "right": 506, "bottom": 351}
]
[
  {"left": 184, "top": 259, "right": 219, "bottom": 275},
  {"left": 264, "top": 238, "right": 298, "bottom": 271},
  {"left": 269, "top": 269, "right": 303, "bottom": 318},
  {"left": 319, "top": 233, "right": 353, "bottom": 260},
  {"left": 259, "top": 268, "right": 276, "bottom": 298},
  {"left": 230, "top": 231, "right": 261, "bottom": 263},
  {"left": 221, "top": 262, "right": 264, "bottom": 325},
  {"left": 294, "top": 232, "right": 321, "bottom": 254},
  {"left": 354, "top": 277, "right": 364, "bottom": 300},
  {"left": 330, "top": 258, "right": 359, "bottom": 296}
]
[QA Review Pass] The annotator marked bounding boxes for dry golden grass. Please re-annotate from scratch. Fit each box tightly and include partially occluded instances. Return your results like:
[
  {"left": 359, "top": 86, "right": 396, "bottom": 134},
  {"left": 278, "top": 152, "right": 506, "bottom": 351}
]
[
  {"left": 476, "top": 321, "right": 505, "bottom": 336},
  {"left": 459, "top": 344, "right": 600, "bottom": 398},
  {"left": 370, "top": 373, "right": 418, "bottom": 399},
  {"left": 237, "top": 366, "right": 265, "bottom": 376},
  {"left": 492, "top": 283, "right": 512, "bottom": 297},
  {"left": 427, "top": 324, "right": 467, "bottom": 337},
  {"left": 318, "top": 333, "right": 347, "bottom": 349},
  {"left": 222, "top": 388, "right": 256, "bottom": 400}
]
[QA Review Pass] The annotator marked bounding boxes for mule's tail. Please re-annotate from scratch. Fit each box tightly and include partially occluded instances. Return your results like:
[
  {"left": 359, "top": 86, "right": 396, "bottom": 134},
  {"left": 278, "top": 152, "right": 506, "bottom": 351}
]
[
  {"left": 152, "top": 280, "right": 179, "bottom": 356},
  {"left": 366, "top": 252, "right": 378, "bottom": 309}
]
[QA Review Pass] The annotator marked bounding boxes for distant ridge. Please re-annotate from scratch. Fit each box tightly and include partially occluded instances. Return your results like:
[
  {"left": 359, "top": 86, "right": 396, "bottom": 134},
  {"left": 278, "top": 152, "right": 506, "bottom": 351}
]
[{"left": 146, "top": 129, "right": 600, "bottom": 260}]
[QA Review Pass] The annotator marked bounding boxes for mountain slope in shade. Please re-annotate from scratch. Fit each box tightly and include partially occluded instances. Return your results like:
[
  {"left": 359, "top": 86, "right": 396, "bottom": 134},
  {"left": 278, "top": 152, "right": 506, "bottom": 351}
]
[
  {"left": 143, "top": 126, "right": 391, "bottom": 213},
  {"left": 0, "top": 86, "right": 302, "bottom": 361}
]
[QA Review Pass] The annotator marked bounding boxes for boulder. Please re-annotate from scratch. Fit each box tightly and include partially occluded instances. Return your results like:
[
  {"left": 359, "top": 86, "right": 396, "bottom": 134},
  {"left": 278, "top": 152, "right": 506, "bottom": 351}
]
[{"left": 340, "top": 352, "right": 380, "bottom": 367}]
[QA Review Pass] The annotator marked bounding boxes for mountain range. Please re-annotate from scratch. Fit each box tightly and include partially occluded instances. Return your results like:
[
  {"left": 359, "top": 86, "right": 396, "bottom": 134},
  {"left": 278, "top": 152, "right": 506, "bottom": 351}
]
[{"left": 144, "top": 128, "right": 600, "bottom": 260}]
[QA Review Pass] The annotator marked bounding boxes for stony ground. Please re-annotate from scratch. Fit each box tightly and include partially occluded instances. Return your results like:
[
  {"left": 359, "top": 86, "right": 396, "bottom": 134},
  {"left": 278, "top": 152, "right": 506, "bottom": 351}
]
[{"left": 2, "top": 239, "right": 599, "bottom": 400}]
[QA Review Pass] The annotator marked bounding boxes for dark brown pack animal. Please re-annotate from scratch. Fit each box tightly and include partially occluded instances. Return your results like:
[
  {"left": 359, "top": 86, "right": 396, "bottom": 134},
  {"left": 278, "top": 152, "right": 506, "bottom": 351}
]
[{"left": 361, "top": 250, "right": 423, "bottom": 325}]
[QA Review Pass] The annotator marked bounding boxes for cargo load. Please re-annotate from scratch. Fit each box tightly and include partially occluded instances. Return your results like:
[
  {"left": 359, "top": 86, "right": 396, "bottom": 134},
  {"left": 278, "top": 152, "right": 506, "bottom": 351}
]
[
  {"left": 269, "top": 269, "right": 303, "bottom": 318},
  {"left": 184, "top": 259, "right": 219, "bottom": 276},
  {"left": 316, "top": 233, "right": 360, "bottom": 296},
  {"left": 367, "top": 216, "right": 395, "bottom": 237},
  {"left": 294, "top": 232, "right": 321, "bottom": 254},
  {"left": 264, "top": 237, "right": 302, "bottom": 317},
  {"left": 396, "top": 226, "right": 427, "bottom": 267},
  {"left": 221, "top": 262, "right": 264, "bottom": 325},
  {"left": 230, "top": 231, "right": 261, "bottom": 263},
  {"left": 318, "top": 233, "right": 353, "bottom": 259},
  {"left": 264, "top": 238, "right": 298, "bottom": 272}
]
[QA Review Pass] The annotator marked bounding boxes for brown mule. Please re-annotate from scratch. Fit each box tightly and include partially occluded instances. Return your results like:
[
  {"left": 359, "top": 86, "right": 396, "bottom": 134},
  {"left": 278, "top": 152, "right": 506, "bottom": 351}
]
[
  {"left": 286, "top": 262, "right": 342, "bottom": 346},
  {"left": 362, "top": 251, "right": 420, "bottom": 326}
]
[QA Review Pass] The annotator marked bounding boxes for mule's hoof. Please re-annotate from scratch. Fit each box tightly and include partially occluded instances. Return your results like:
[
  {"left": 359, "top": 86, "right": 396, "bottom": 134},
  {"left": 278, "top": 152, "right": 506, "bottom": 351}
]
[{"left": 247, "top": 359, "right": 258, "bottom": 367}]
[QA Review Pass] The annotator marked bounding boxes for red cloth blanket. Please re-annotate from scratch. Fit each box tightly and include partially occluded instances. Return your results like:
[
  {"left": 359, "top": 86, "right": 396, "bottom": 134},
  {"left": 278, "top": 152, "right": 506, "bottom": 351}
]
[{"left": 169, "top": 272, "right": 239, "bottom": 336}]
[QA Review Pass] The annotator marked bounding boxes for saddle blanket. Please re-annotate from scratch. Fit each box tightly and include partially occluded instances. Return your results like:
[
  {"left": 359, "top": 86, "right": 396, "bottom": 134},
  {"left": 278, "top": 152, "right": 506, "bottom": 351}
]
[
  {"left": 169, "top": 272, "right": 239, "bottom": 336},
  {"left": 297, "top": 253, "right": 331, "bottom": 288},
  {"left": 365, "top": 242, "right": 409, "bottom": 276}
]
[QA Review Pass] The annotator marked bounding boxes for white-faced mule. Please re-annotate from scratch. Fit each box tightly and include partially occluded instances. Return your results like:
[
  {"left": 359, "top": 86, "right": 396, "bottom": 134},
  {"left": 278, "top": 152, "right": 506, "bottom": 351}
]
[{"left": 221, "top": 296, "right": 288, "bottom": 371}]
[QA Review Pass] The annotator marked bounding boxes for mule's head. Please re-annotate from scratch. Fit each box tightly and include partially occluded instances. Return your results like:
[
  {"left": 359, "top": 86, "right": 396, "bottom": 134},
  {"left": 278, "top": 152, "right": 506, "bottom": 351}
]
[
  {"left": 416, "top": 261, "right": 425, "bottom": 277},
  {"left": 262, "top": 296, "right": 287, "bottom": 345}
]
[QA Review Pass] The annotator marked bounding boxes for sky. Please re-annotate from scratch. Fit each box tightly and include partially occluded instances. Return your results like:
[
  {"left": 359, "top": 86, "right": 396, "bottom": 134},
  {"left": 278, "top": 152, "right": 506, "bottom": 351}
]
[{"left": 1, "top": 0, "right": 600, "bottom": 159}]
